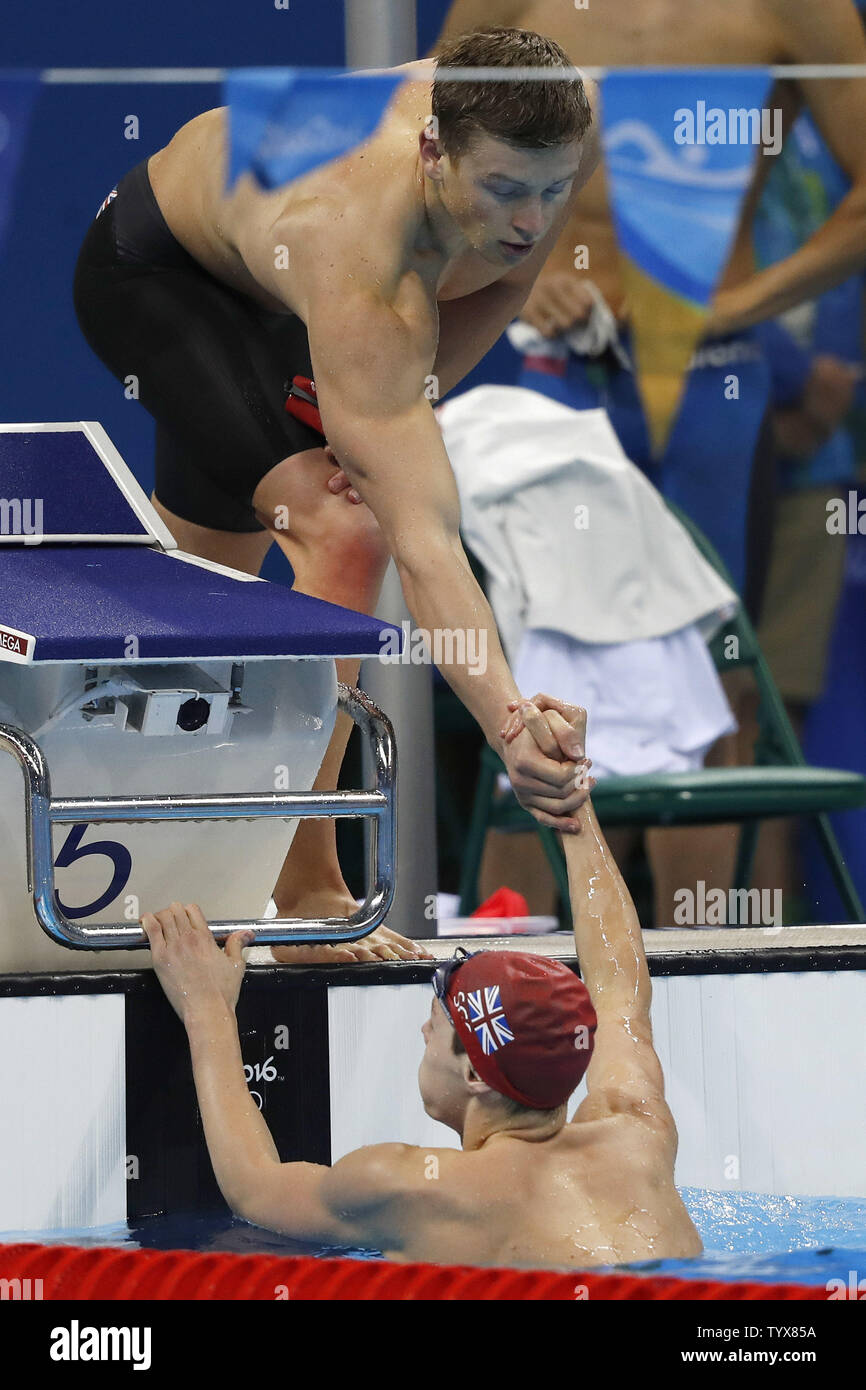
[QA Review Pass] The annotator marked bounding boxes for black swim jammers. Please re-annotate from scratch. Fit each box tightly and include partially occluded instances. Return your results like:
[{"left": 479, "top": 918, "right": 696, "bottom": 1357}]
[{"left": 73, "top": 158, "right": 325, "bottom": 533}]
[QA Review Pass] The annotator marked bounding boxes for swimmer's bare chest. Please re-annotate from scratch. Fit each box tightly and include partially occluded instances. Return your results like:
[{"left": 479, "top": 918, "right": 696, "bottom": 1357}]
[
  {"left": 147, "top": 101, "right": 499, "bottom": 322},
  {"left": 384, "top": 1120, "right": 702, "bottom": 1270},
  {"left": 509, "top": 0, "right": 787, "bottom": 305}
]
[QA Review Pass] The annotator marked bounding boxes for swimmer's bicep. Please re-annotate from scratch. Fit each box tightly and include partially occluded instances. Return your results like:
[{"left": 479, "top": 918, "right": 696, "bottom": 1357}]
[
  {"left": 307, "top": 284, "right": 435, "bottom": 420},
  {"left": 308, "top": 292, "right": 465, "bottom": 547},
  {"left": 232, "top": 1145, "right": 418, "bottom": 1246},
  {"left": 571, "top": 1016, "right": 674, "bottom": 1134},
  {"left": 231, "top": 1160, "right": 350, "bottom": 1244},
  {"left": 319, "top": 1143, "right": 427, "bottom": 1248}
]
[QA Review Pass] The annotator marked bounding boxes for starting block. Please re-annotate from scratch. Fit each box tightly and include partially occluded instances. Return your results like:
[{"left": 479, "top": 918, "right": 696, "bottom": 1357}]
[{"left": 0, "top": 423, "right": 398, "bottom": 972}]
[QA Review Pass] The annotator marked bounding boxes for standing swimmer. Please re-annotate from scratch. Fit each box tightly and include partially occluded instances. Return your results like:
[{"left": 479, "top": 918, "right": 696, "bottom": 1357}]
[{"left": 73, "top": 29, "right": 601, "bottom": 964}]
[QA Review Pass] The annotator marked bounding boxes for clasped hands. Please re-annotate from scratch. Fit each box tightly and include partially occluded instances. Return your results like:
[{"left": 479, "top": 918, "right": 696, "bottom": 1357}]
[{"left": 498, "top": 693, "right": 596, "bottom": 834}]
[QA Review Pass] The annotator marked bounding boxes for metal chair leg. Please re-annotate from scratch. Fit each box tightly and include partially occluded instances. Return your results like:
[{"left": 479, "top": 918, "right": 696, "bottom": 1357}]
[
  {"left": 458, "top": 753, "right": 498, "bottom": 915},
  {"left": 811, "top": 812, "right": 866, "bottom": 923},
  {"left": 732, "top": 821, "right": 759, "bottom": 897},
  {"left": 538, "top": 828, "right": 572, "bottom": 930}
]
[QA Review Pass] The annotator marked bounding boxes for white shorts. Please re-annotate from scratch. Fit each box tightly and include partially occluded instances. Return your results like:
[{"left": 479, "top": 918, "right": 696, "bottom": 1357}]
[{"left": 501, "top": 624, "right": 736, "bottom": 786}]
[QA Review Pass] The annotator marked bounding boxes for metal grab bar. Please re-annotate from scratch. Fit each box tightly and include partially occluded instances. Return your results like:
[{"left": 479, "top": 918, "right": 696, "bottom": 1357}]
[{"left": 0, "top": 683, "right": 396, "bottom": 950}]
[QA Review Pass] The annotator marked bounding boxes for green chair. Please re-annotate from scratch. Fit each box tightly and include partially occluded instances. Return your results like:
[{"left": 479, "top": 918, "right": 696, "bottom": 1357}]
[{"left": 458, "top": 508, "right": 866, "bottom": 924}]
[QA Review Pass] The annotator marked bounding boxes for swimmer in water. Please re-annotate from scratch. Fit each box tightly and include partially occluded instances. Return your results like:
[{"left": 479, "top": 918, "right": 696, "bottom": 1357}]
[
  {"left": 74, "top": 27, "right": 601, "bottom": 965},
  {"left": 142, "top": 697, "right": 702, "bottom": 1270}
]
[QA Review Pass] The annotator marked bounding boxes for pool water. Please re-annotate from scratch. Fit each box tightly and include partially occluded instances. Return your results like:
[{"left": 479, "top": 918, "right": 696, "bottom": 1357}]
[
  {"left": 3, "top": 1189, "right": 866, "bottom": 1287},
  {"left": 629, "top": 1188, "right": 866, "bottom": 1287}
]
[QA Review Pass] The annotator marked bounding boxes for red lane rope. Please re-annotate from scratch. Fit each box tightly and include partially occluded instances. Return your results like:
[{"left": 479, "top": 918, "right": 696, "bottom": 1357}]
[{"left": 0, "top": 1242, "right": 827, "bottom": 1300}]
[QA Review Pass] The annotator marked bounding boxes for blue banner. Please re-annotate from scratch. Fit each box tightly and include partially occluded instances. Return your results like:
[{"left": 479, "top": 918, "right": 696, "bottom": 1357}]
[
  {"left": 0, "top": 72, "right": 40, "bottom": 262},
  {"left": 598, "top": 68, "right": 773, "bottom": 452},
  {"left": 225, "top": 68, "right": 404, "bottom": 191},
  {"left": 601, "top": 69, "right": 772, "bottom": 306}
]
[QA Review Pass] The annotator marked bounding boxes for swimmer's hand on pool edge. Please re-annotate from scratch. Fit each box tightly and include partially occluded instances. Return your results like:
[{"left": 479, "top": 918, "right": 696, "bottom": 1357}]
[{"left": 141, "top": 902, "right": 253, "bottom": 1023}]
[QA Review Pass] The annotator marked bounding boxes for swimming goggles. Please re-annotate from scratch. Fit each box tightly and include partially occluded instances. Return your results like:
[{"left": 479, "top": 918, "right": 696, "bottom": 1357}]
[{"left": 431, "top": 947, "right": 481, "bottom": 1027}]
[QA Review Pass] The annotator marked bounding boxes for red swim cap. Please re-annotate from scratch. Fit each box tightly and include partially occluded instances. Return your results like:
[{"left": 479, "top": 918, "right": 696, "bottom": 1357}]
[{"left": 440, "top": 950, "right": 597, "bottom": 1110}]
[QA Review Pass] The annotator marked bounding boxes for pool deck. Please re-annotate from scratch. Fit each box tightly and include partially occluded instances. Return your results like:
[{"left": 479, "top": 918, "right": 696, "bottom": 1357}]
[{"left": 247, "top": 922, "right": 866, "bottom": 975}]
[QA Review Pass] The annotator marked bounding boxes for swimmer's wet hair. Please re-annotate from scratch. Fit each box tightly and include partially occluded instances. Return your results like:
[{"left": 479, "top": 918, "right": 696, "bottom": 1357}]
[
  {"left": 432, "top": 27, "right": 592, "bottom": 159},
  {"left": 450, "top": 1027, "right": 566, "bottom": 1121}
]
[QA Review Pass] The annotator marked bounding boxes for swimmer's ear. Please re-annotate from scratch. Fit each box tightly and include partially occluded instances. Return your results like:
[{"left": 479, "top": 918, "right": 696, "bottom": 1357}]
[{"left": 461, "top": 1056, "right": 494, "bottom": 1099}]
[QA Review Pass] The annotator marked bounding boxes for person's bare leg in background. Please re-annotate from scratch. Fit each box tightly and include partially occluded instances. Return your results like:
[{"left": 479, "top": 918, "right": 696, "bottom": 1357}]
[
  {"left": 478, "top": 824, "right": 641, "bottom": 919},
  {"left": 478, "top": 669, "right": 747, "bottom": 929}
]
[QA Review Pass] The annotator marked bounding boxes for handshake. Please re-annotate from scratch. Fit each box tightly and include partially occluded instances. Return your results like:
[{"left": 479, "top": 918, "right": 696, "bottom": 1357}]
[{"left": 497, "top": 693, "right": 595, "bottom": 835}]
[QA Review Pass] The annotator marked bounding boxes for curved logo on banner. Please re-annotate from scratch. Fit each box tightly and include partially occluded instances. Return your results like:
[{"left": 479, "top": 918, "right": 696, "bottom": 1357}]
[
  {"left": 601, "top": 69, "right": 772, "bottom": 453},
  {"left": 226, "top": 67, "right": 403, "bottom": 192},
  {"left": 607, "top": 119, "right": 755, "bottom": 186}
]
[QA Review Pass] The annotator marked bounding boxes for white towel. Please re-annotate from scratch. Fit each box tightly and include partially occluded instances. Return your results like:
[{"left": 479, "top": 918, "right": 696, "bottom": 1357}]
[
  {"left": 435, "top": 385, "right": 738, "bottom": 776},
  {"left": 512, "top": 627, "right": 735, "bottom": 780},
  {"left": 436, "top": 385, "right": 737, "bottom": 656}
]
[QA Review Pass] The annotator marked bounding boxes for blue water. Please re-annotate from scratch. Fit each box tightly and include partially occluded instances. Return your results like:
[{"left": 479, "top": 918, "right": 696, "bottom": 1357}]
[
  {"left": 3, "top": 1189, "right": 866, "bottom": 1286},
  {"left": 629, "top": 1188, "right": 866, "bottom": 1287}
]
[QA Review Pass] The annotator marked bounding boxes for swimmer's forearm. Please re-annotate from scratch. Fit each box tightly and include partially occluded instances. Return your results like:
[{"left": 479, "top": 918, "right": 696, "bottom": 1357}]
[
  {"left": 395, "top": 536, "right": 522, "bottom": 745},
  {"left": 562, "top": 800, "right": 651, "bottom": 1018},
  {"left": 318, "top": 398, "right": 522, "bottom": 742},
  {"left": 185, "top": 1002, "right": 281, "bottom": 1211},
  {"left": 715, "top": 190, "right": 866, "bottom": 332}
]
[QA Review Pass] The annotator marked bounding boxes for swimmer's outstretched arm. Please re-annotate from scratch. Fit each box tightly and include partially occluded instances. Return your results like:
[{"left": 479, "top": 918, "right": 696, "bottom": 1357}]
[
  {"left": 141, "top": 903, "right": 425, "bottom": 1248},
  {"left": 507, "top": 698, "right": 674, "bottom": 1132},
  {"left": 305, "top": 290, "right": 592, "bottom": 833}
]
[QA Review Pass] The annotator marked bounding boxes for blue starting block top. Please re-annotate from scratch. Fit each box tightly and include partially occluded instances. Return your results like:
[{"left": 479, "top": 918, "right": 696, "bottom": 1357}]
[
  {"left": 0, "top": 423, "right": 168, "bottom": 544},
  {"left": 0, "top": 547, "right": 393, "bottom": 663},
  {"left": 0, "top": 424, "right": 398, "bottom": 664}
]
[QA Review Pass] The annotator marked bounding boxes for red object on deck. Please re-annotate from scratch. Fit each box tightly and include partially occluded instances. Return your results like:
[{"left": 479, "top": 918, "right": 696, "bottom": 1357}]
[{"left": 470, "top": 887, "right": 530, "bottom": 918}]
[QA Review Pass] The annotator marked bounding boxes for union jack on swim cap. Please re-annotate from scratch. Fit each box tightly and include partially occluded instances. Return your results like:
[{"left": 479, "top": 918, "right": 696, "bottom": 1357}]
[{"left": 435, "top": 949, "right": 597, "bottom": 1110}]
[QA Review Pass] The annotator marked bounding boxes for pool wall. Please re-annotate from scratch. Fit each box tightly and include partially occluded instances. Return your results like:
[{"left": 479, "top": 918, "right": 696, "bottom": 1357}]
[{"left": 1, "top": 928, "right": 864, "bottom": 1234}]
